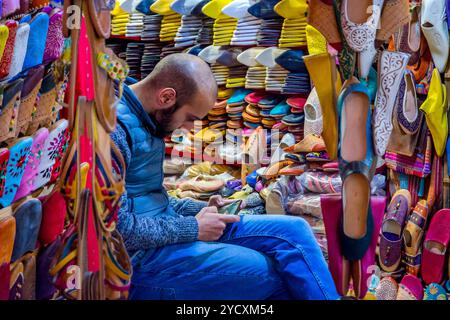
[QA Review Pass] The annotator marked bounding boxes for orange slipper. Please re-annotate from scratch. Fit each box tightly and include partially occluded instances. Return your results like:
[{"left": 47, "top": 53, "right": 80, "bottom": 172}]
[{"left": 284, "top": 134, "right": 326, "bottom": 153}]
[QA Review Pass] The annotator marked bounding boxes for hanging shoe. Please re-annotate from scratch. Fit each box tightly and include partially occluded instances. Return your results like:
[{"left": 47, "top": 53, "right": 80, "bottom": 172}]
[
  {"left": 373, "top": 50, "right": 409, "bottom": 156},
  {"left": 421, "top": 0, "right": 449, "bottom": 73}
]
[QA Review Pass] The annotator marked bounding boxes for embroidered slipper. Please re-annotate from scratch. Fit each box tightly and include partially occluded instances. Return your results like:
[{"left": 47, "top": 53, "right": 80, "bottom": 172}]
[
  {"left": 306, "top": 150, "right": 330, "bottom": 162},
  {"left": 424, "top": 283, "right": 448, "bottom": 300},
  {"left": 0, "top": 78, "right": 24, "bottom": 143},
  {"left": 31, "top": 119, "right": 68, "bottom": 192},
  {"left": 308, "top": 0, "right": 341, "bottom": 47},
  {"left": 396, "top": 274, "right": 423, "bottom": 300},
  {"left": 23, "top": 12, "right": 49, "bottom": 71},
  {"left": 375, "top": 276, "right": 398, "bottom": 300},
  {"left": 376, "top": 0, "right": 410, "bottom": 43},
  {"left": 378, "top": 189, "right": 411, "bottom": 272},
  {"left": 43, "top": 8, "right": 64, "bottom": 63},
  {"left": 11, "top": 198, "right": 42, "bottom": 262},
  {"left": 0, "top": 207, "right": 15, "bottom": 300},
  {"left": 403, "top": 199, "right": 429, "bottom": 276},
  {"left": 421, "top": 209, "right": 450, "bottom": 285},
  {"left": 260, "top": 159, "right": 294, "bottom": 180},
  {"left": 394, "top": 6, "right": 421, "bottom": 66},
  {"left": 0, "top": 137, "right": 32, "bottom": 208},
  {"left": 2, "top": 0, "right": 20, "bottom": 18},
  {"left": 13, "top": 128, "right": 49, "bottom": 202},
  {"left": 16, "top": 65, "right": 45, "bottom": 136},
  {"left": 373, "top": 50, "right": 409, "bottom": 156},
  {"left": 0, "top": 148, "right": 10, "bottom": 198},
  {"left": 26, "top": 69, "right": 57, "bottom": 135},
  {"left": 0, "top": 21, "right": 17, "bottom": 79},
  {"left": 8, "top": 22, "right": 30, "bottom": 79}
]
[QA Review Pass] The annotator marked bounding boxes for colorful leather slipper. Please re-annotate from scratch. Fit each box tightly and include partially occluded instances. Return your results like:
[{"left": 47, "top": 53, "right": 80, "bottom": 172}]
[
  {"left": 0, "top": 148, "right": 10, "bottom": 197},
  {"left": 396, "top": 70, "right": 421, "bottom": 135},
  {"left": 421, "top": 209, "right": 450, "bottom": 285},
  {"left": 23, "top": 12, "right": 49, "bottom": 70},
  {"left": 284, "top": 134, "right": 326, "bottom": 153},
  {"left": 11, "top": 198, "right": 42, "bottom": 262},
  {"left": 2, "top": 0, "right": 21, "bottom": 17},
  {"left": 376, "top": 0, "right": 410, "bottom": 43},
  {"left": 337, "top": 77, "right": 374, "bottom": 261},
  {"left": 16, "top": 65, "right": 45, "bottom": 136},
  {"left": 13, "top": 128, "right": 49, "bottom": 202},
  {"left": 378, "top": 189, "right": 411, "bottom": 272},
  {"left": 31, "top": 119, "right": 69, "bottom": 192},
  {"left": 0, "top": 20, "right": 18, "bottom": 79},
  {"left": 8, "top": 22, "right": 30, "bottom": 79},
  {"left": 0, "top": 207, "right": 15, "bottom": 300},
  {"left": 373, "top": 50, "right": 409, "bottom": 156},
  {"left": 270, "top": 132, "right": 295, "bottom": 164},
  {"left": 424, "top": 283, "right": 448, "bottom": 300},
  {"left": 0, "top": 78, "right": 24, "bottom": 143},
  {"left": 403, "top": 199, "right": 429, "bottom": 276},
  {"left": 396, "top": 274, "right": 423, "bottom": 300},
  {"left": 306, "top": 150, "right": 330, "bottom": 162},
  {"left": 43, "top": 8, "right": 64, "bottom": 63},
  {"left": 421, "top": 0, "right": 449, "bottom": 73},
  {"left": 0, "top": 137, "right": 32, "bottom": 208},
  {"left": 304, "top": 52, "right": 340, "bottom": 160},
  {"left": 420, "top": 68, "right": 448, "bottom": 157},
  {"left": 375, "top": 277, "right": 398, "bottom": 300},
  {"left": 351, "top": 196, "right": 386, "bottom": 299}
]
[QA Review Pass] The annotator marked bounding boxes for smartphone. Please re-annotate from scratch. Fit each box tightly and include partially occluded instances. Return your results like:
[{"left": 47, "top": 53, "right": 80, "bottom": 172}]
[{"left": 218, "top": 200, "right": 242, "bottom": 215}]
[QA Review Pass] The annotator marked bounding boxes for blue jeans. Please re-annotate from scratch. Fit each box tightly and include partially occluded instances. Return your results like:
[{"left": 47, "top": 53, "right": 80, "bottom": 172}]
[{"left": 129, "top": 215, "right": 339, "bottom": 300}]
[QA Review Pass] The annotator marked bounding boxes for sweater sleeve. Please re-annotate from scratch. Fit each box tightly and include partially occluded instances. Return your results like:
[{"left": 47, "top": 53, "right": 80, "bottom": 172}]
[
  {"left": 110, "top": 122, "right": 199, "bottom": 251},
  {"left": 168, "top": 196, "right": 208, "bottom": 217}
]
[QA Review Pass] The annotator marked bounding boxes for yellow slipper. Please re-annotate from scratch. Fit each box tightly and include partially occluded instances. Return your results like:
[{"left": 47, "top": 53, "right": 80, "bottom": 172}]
[
  {"left": 304, "top": 53, "right": 341, "bottom": 160},
  {"left": 0, "top": 26, "right": 10, "bottom": 63},
  {"left": 306, "top": 25, "right": 327, "bottom": 55},
  {"left": 150, "top": 0, "right": 177, "bottom": 15},
  {"left": 420, "top": 68, "right": 448, "bottom": 156},
  {"left": 274, "top": 0, "right": 308, "bottom": 19},
  {"left": 203, "top": 0, "right": 235, "bottom": 19}
]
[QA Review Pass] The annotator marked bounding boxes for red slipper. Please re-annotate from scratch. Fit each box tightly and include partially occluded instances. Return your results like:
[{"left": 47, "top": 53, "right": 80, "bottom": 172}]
[{"left": 421, "top": 209, "right": 450, "bottom": 285}]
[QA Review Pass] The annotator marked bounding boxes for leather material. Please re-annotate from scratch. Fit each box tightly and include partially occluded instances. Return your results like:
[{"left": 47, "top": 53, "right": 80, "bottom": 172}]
[
  {"left": 0, "top": 148, "right": 10, "bottom": 197},
  {"left": 43, "top": 9, "right": 64, "bottom": 62},
  {"left": 23, "top": 12, "right": 49, "bottom": 70},
  {"left": 11, "top": 198, "right": 42, "bottom": 262},
  {"left": 88, "top": 0, "right": 113, "bottom": 38},
  {"left": 0, "top": 78, "right": 24, "bottom": 142},
  {"left": 0, "top": 21, "right": 18, "bottom": 79},
  {"left": 2, "top": 0, "right": 20, "bottom": 17},
  {"left": 13, "top": 128, "right": 49, "bottom": 201},
  {"left": 8, "top": 23, "right": 30, "bottom": 79},
  {"left": 21, "top": 252, "right": 36, "bottom": 300},
  {"left": 36, "top": 236, "right": 60, "bottom": 300}
]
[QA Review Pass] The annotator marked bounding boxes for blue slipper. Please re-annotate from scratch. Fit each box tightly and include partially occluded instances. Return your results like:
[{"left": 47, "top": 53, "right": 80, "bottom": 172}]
[
  {"left": 270, "top": 100, "right": 290, "bottom": 116},
  {"left": 275, "top": 49, "right": 307, "bottom": 73},
  {"left": 11, "top": 198, "right": 42, "bottom": 262},
  {"left": 23, "top": 12, "right": 49, "bottom": 71},
  {"left": 0, "top": 137, "right": 33, "bottom": 207},
  {"left": 248, "top": 0, "right": 281, "bottom": 19}
]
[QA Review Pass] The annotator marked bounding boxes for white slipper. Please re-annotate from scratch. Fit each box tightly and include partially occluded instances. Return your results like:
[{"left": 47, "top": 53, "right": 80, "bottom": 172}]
[
  {"left": 198, "top": 45, "right": 225, "bottom": 63},
  {"left": 373, "top": 50, "right": 410, "bottom": 156},
  {"left": 237, "top": 47, "right": 266, "bottom": 66},
  {"left": 222, "top": 0, "right": 252, "bottom": 19},
  {"left": 304, "top": 87, "right": 324, "bottom": 136},
  {"left": 255, "top": 47, "right": 288, "bottom": 68},
  {"left": 270, "top": 133, "right": 296, "bottom": 164},
  {"left": 421, "top": 0, "right": 449, "bottom": 73}
]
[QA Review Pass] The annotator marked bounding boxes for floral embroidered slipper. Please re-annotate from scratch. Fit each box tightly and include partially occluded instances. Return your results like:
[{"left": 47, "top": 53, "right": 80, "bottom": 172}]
[
  {"left": 396, "top": 274, "right": 423, "bottom": 300},
  {"left": 375, "top": 276, "right": 398, "bottom": 300},
  {"left": 0, "top": 148, "right": 10, "bottom": 198},
  {"left": 0, "top": 137, "right": 33, "bottom": 208},
  {"left": 0, "top": 20, "right": 18, "bottom": 79},
  {"left": 0, "top": 78, "right": 24, "bottom": 143}
]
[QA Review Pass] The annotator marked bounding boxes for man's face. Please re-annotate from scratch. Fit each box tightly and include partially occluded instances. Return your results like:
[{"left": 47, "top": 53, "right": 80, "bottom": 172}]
[{"left": 154, "top": 90, "right": 215, "bottom": 136}]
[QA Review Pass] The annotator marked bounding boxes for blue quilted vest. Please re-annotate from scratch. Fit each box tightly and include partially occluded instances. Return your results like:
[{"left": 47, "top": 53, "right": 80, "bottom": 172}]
[{"left": 116, "top": 78, "right": 176, "bottom": 218}]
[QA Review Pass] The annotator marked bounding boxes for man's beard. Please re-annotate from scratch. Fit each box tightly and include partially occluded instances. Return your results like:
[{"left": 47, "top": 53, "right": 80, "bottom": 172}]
[{"left": 152, "top": 108, "right": 177, "bottom": 138}]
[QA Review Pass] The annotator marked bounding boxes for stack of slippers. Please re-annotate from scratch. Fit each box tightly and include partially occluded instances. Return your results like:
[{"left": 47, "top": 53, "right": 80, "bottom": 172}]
[
  {"left": 201, "top": 0, "right": 238, "bottom": 46},
  {"left": 126, "top": 10, "right": 145, "bottom": 38},
  {"left": 275, "top": 0, "right": 308, "bottom": 48},
  {"left": 237, "top": 47, "right": 267, "bottom": 89},
  {"left": 247, "top": 0, "right": 284, "bottom": 47},
  {"left": 150, "top": 0, "right": 182, "bottom": 42},
  {"left": 275, "top": 49, "right": 311, "bottom": 94},
  {"left": 140, "top": 43, "right": 163, "bottom": 78},
  {"left": 242, "top": 91, "right": 266, "bottom": 129},
  {"left": 226, "top": 88, "right": 252, "bottom": 129},
  {"left": 224, "top": 0, "right": 262, "bottom": 46},
  {"left": 174, "top": 15, "right": 203, "bottom": 48},
  {"left": 141, "top": 14, "right": 162, "bottom": 41},
  {"left": 125, "top": 42, "right": 145, "bottom": 80},
  {"left": 258, "top": 96, "right": 283, "bottom": 129},
  {"left": 208, "top": 99, "right": 228, "bottom": 131}
]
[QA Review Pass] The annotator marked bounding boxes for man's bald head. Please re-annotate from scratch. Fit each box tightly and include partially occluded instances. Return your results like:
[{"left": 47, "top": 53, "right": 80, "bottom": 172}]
[
  {"left": 132, "top": 53, "right": 218, "bottom": 136},
  {"left": 144, "top": 53, "right": 217, "bottom": 106}
]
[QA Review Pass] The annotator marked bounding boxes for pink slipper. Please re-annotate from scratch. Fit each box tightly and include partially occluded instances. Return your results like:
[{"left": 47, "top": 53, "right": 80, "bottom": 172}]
[
  {"left": 351, "top": 196, "right": 386, "bottom": 299},
  {"left": 321, "top": 194, "right": 350, "bottom": 297},
  {"left": 396, "top": 274, "right": 424, "bottom": 300},
  {"left": 421, "top": 209, "right": 450, "bottom": 285}
]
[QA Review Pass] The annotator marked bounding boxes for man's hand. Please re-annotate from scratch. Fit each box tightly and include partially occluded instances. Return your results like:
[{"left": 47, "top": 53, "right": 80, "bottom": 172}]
[
  {"left": 208, "top": 195, "right": 247, "bottom": 209},
  {"left": 195, "top": 206, "right": 240, "bottom": 241}
]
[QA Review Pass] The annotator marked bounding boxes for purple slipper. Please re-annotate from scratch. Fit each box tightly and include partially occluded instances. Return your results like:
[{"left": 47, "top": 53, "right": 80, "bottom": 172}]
[{"left": 396, "top": 274, "right": 424, "bottom": 300}]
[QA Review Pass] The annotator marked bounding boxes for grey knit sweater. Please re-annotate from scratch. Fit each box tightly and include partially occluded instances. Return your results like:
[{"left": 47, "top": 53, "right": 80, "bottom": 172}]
[{"left": 110, "top": 123, "right": 208, "bottom": 252}]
